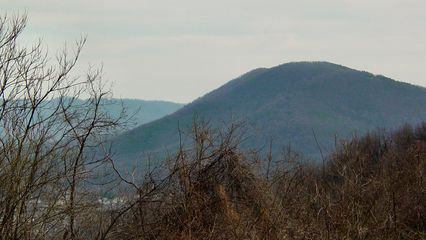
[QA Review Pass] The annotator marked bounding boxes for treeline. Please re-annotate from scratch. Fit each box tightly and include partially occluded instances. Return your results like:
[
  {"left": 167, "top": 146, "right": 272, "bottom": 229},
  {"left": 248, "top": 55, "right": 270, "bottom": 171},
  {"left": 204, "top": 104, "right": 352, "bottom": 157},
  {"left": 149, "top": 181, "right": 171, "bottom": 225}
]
[{"left": 108, "top": 122, "right": 426, "bottom": 240}]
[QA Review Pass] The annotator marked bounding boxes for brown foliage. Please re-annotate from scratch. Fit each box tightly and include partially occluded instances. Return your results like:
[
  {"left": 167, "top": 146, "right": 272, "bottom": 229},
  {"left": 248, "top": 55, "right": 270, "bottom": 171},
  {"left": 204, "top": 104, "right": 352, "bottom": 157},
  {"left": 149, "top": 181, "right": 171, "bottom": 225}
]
[
  {"left": 271, "top": 123, "right": 426, "bottom": 240},
  {"left": 110, "top": 122, "right": 426, "bottom": 240},
  {"left": 111, "top": 122, "right": 277, "bottom": 239}
]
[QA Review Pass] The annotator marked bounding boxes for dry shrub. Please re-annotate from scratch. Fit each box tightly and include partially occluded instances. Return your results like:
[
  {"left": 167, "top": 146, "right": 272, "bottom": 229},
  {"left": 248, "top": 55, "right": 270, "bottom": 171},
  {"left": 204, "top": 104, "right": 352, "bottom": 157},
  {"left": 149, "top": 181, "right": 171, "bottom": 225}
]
[
  {"left": 111, "top": 122, "right": 426, "bottom": 240},
  {"left": 272, "top": 123, "right": 426, "bottom": 240},
  {"left": 111, "top": 122, "right": 277, "bottom": 239}
]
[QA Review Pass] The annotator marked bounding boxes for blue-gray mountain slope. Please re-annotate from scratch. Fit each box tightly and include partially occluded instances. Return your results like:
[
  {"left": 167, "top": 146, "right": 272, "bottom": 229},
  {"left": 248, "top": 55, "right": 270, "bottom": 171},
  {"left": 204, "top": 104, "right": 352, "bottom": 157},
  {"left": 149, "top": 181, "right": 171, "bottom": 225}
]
[{"left": 112, "top": 62, "right": 426, "bottom": 163}]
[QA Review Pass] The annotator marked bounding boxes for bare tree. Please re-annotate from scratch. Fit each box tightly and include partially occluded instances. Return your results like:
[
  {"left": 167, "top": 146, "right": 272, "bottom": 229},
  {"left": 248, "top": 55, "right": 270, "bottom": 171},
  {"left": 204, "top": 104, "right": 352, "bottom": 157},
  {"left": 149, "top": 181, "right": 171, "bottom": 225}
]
[{"left": 0, "top": 14, "right": 124, "bottom": 239}]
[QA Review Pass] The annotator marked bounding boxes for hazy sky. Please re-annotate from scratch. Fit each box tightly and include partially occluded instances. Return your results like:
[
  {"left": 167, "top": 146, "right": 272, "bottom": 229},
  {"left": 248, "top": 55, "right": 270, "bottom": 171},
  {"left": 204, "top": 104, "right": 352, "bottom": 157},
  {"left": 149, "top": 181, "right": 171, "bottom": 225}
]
[{"left": 3, "top": 0, "right": 426, "bottom": 102}]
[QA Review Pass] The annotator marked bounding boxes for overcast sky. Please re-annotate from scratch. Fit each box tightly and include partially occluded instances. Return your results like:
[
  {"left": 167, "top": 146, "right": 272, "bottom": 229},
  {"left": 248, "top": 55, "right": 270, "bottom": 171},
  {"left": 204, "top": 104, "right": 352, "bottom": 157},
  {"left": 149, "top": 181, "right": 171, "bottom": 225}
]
[{"left": 3, "top": 0, "right": 426, "bottom": 102}]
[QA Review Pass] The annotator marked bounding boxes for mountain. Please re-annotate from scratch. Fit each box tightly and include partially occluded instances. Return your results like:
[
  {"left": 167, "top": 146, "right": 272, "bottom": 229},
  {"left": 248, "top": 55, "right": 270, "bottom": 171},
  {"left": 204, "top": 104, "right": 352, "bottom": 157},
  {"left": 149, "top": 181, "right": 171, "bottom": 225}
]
[
  {"left": 101, "top": 99, "right": 184, "bottom": 127},
  {"left": 111, "top": 62, "right": 426, "bottom": 164}
]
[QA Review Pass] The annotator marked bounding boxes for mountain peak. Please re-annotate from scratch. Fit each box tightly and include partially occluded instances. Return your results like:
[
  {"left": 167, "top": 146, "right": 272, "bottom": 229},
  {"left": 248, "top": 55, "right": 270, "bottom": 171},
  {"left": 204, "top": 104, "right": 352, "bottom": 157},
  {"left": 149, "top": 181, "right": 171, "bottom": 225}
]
[{"left": 112, "top": 62, "right": 426, "bottom": 165}]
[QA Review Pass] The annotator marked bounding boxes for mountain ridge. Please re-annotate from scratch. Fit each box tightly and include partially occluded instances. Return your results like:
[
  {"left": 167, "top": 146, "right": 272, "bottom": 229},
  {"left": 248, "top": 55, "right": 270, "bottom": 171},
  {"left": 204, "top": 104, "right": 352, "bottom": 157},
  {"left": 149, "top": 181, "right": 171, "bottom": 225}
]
[
  {"left": 111, "top": 61, "right": 426, "bottom": 164},
  {"left": 99, "top": 98, "right": 184, "bottom": 126}
]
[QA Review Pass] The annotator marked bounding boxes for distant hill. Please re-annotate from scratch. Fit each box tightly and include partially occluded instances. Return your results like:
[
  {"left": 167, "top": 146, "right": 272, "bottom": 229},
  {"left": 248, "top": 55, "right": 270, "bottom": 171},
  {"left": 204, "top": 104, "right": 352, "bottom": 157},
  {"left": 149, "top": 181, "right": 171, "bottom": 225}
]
[
  {"left": 111, "top": 62, "right": 426, "bottom": 164},
  {"left": 101, "top": 99, "right": 184, "bottom": 127}
]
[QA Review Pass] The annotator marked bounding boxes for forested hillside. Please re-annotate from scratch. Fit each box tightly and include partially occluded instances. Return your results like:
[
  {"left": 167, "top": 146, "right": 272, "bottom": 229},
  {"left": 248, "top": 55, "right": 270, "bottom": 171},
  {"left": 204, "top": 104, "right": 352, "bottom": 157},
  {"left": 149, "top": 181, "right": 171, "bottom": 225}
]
[{"left": 112, "top": 62, "right": 426, "bottom": 164}]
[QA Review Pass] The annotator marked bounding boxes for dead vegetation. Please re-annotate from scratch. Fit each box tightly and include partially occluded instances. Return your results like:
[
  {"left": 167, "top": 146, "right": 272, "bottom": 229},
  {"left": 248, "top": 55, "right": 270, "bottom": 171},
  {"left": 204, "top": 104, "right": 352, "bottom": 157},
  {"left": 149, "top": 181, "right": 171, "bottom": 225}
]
[{"left": 108, "top": 122, "right": 426, "bottom": 240}]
